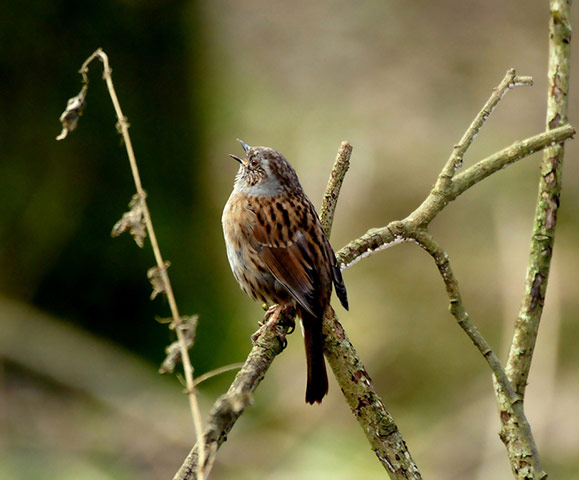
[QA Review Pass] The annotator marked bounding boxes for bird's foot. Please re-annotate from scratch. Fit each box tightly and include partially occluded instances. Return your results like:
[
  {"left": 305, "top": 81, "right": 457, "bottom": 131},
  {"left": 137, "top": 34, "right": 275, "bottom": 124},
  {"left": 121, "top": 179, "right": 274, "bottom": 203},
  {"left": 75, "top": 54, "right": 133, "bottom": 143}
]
[
  {"left": 251, "top": 304, "right": 295, "bottom": 349},
  {"left": 279, "top": 305, "right": 296, "bottom": 333}
]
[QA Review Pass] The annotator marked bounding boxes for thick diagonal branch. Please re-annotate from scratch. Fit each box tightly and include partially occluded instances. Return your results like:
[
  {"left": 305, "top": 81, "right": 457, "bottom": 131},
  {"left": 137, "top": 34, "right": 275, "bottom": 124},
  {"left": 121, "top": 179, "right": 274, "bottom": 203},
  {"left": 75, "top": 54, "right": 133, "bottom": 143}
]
[
  {"left": 319, "top": 143, "right": 421, "bottom": 479},
  {"left": 323, "top": 309, "right": 422, "bottom": 479}
]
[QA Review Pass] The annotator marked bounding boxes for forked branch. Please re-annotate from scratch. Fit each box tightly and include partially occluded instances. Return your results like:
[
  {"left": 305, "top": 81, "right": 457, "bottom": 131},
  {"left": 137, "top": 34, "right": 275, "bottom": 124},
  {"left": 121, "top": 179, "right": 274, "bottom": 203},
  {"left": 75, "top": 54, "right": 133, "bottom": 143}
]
[{"left": 332, "top": 69, "right": 573, "bottom": 480}]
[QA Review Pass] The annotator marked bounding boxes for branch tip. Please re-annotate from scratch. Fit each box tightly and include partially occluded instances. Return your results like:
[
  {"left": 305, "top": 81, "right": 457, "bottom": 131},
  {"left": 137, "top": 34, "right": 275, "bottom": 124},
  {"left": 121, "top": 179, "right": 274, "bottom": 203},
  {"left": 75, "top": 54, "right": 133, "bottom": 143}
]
[{"left": 320, "top": 141, "right": 353, "bottom": 237}]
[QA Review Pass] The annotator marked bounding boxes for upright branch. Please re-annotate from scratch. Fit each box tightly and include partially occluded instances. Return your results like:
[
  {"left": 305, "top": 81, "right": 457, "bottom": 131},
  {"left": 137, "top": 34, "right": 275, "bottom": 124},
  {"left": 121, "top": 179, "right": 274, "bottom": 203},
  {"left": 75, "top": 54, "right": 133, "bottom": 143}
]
[
  {"left": 497, "top": 2, "right": 572, "bottom": 479},
  {"left": 320, "top": 141, "right": 352, "bottom": 237},
  {"left": 506, "top": 0, "right": 572, "bottom": 398}
]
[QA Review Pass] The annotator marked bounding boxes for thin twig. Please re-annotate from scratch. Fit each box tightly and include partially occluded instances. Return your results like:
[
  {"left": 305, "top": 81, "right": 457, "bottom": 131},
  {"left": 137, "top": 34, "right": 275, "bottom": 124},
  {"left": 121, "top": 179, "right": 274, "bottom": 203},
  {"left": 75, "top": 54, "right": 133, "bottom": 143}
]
[
  {"left": 193, "top": 363, "right": 245, "bottom": 388},
  {"left": 429, "top": 70, "right": 533, "bottom": 211},
  {"left": 58, "top": 48, "right": 207, "bottom": 480},
  {"left": 407, "top": 230, "right": 519, "bottom": 402},
  {"left": 409, "top": 70, "right": 542, "bottom": 227}
]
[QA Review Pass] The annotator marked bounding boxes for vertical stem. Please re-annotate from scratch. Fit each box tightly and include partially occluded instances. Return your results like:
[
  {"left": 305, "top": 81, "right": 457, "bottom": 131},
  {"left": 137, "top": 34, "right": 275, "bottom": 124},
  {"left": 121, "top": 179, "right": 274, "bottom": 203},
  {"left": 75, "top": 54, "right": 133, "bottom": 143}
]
[
  {"left": 505, "top": 0, "right": 571, "bottom": 401},
  {"left": 497, "top": 2, "right": 571, "bottom": 479},
  {"left": 81, "top": 49, "right": 207, "bottom": 478}
]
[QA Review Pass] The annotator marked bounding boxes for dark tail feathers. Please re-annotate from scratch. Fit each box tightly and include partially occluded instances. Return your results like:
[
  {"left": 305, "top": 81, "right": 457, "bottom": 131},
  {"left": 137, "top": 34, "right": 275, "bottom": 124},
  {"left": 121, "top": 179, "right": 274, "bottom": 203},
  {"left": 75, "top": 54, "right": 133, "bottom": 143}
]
[{"left": 303, "top": 311, "right": 329, "bottom": 404}]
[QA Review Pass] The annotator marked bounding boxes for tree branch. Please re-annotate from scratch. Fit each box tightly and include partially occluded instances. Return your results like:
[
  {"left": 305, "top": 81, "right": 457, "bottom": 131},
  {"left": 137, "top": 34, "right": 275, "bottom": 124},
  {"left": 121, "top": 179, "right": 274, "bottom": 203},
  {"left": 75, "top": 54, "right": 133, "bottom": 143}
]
[
  {"left": 323, "top": 309, "right": 422, "bottom": 479},
  {"left": 339, "top": 124, "right": 574, "bottom": 270},
  {"left": 320, "top": 141, "right": 352, "bottom": 237},
  {"left": 435, "top": 69, "right": 532, "bottom": 196},
  {"left": 320, "top": 144, "right": 421, "bottom": 478},
  {"left": 496, "top": 2, "right": 572, "bottom": 479},
  {"left": 453, "top": 124, "right": 574, "bottom": 197},
  {"left": 506, "top": 0, "right": 572, "bottom": 399},
  {"left": 172, "top": 314, "right": 293, "bottom": 480},
  {"left": 407, "top": 230, "right": 518, "bottom": 402},
  {"left": 408, "top": 70, "right": 532, "bottom": 227}
]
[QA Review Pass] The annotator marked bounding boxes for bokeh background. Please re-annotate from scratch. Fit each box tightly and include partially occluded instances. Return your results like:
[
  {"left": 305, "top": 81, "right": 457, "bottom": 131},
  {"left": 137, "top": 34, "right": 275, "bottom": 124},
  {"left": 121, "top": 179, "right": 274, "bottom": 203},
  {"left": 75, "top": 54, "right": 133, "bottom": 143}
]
[{"left": 1, "top": 1, "right": 578, "bottom": 479}]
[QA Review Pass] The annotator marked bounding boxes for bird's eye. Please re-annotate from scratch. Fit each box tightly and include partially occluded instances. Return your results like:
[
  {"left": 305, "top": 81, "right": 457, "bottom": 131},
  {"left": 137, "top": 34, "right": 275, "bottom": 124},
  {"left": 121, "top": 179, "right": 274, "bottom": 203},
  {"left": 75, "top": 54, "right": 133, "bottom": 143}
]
[{"left": 249, "top": 158, "right": 258, "bottom": 168}]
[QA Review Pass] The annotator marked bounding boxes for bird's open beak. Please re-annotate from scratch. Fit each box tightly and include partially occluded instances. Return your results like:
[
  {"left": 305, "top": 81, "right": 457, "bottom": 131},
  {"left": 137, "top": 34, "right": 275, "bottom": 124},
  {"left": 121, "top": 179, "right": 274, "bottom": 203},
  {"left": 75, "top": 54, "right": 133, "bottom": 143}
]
[
  {"left": 237, "top": 138, "right": 251, "bottom": 154},
  {"left": 229, "top": 154, "right": 244, "bottom": 164}
]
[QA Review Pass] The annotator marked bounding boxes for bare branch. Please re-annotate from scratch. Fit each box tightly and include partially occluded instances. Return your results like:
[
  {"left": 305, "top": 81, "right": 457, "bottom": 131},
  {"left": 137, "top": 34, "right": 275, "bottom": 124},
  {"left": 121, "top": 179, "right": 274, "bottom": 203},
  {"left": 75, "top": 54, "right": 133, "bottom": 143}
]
[
  {"left": 495, "top": 2, "right": 572, "bottom": 479},
  {"left": 172, "top": 313, "right": 293, "bottom": 480},
  {"left": 435, "top": 69, "right": 533, "bottom": 194},
  {"left": 333, "top": 69, "right": 575, "bottom": 479},
  {"left": 407, "top": 230, "right": 518, "bottom": 401},
  {"left": 339, "top": 124, "right": 574, "bottom": 269},
  {"left": 320, "top": 144, "right": 420, "bottom": 477},
  {"left": 506, "top": 0, "right": 572, "bottom": 398},
  {"left": 452, "top": 124, "right": 574, "bottom": 197},
  {"left": 323, "top": 310, "right": 422, "bottom": 479},
  {"left": 320, "top": 141, "right": 352, "bottom": 237}
]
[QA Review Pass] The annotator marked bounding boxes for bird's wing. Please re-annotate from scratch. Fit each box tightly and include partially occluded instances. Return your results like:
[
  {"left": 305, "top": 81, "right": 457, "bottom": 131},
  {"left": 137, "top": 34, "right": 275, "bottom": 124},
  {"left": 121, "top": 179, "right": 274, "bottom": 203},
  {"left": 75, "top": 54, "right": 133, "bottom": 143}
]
[
  {"left": 331, "top": 252, "right": 349, "bottom": 311},
  {"left": 248, "top": 196, "right": 329, "bottom": 317}
]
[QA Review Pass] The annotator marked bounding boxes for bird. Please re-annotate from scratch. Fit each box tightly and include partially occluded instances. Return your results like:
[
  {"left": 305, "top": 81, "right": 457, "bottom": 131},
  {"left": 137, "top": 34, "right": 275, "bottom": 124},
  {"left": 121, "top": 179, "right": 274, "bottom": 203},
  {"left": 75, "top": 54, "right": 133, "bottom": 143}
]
[{"left": 222, "top": 139, "right": 349, "bottom": 404}]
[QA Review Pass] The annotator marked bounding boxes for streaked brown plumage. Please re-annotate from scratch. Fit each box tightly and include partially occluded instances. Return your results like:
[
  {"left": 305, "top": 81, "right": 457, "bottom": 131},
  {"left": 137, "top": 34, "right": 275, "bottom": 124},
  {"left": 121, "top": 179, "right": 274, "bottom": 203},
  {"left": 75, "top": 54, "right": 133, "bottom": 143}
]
[{"left": 222, "top": 140, "right": 348, "bottom": 404}]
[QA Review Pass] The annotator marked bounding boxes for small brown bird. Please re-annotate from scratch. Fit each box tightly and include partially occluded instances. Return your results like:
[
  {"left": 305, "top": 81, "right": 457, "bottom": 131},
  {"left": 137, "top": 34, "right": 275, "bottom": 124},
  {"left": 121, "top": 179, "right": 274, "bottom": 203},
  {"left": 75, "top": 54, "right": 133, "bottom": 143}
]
[{"left": 222, "top": 140, "right": 349, "bottom": 404}]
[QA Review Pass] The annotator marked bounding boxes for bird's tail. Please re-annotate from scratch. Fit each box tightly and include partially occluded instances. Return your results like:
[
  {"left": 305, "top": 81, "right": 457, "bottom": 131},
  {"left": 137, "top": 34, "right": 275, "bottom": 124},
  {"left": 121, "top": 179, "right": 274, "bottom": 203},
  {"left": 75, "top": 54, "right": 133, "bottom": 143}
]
[{"left": 302, "top": 310, "right": 328, "bottom": 404}]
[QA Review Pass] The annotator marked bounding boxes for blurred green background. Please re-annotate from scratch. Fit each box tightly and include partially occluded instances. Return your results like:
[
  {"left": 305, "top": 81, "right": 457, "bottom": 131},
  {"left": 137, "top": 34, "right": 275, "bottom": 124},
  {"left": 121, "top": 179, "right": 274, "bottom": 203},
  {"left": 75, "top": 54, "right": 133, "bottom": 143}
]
[{"left": 1, "top": 1, "right": 578, "bottom": 479}]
